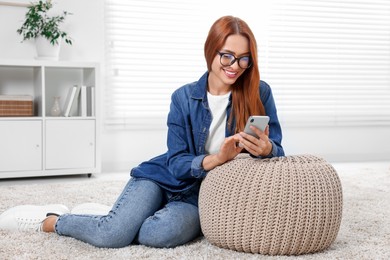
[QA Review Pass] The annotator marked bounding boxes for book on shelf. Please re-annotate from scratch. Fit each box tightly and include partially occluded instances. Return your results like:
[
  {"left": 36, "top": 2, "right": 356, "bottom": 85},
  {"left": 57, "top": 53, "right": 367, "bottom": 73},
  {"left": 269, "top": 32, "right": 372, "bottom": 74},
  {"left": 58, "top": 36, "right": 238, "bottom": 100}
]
[
  {"left": 63, "top": 85, "right": 94, "bottom": 117},
  {"left": 63, "top": 85, "right": 81, "bottom": 117},
  {"left": 87, "top": 86, "right": 95, "bottom": 117},
  {"left": 79, "top": 85, "right": 88, "bottom": 117},
  {"left": 79, "top": 85, "right": 95, "bottom": 117}
]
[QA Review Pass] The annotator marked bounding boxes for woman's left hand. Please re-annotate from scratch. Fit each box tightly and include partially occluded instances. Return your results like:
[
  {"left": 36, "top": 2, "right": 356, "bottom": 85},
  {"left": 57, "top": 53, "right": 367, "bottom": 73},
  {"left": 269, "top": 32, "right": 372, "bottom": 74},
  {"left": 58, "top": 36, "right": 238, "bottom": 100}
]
[{"left": 238, "top": 125, "right": 272, "bottom": 157}]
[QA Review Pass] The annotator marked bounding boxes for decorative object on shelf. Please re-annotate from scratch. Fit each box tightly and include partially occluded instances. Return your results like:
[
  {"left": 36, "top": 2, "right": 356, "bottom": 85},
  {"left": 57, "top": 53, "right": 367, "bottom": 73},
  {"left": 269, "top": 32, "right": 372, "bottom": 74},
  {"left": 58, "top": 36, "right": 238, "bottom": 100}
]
[
  {"left": 0, "top": 95, "right": 34, "bottom": 117},
  {"left": 50, "top": 96, "right": 61, "bottom": 116},
  {"left": 16, "top": 0, "right": 72, "bottom": 60},
  {"left": 35, "top": 36, "right": 60, "bottom": 59}
]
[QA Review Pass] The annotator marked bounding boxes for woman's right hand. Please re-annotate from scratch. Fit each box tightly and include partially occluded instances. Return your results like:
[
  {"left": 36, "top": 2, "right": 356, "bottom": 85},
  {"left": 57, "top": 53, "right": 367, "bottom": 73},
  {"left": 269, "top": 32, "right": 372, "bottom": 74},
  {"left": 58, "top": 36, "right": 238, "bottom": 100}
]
[{"left": 202, "top": 134, "right": 243, "bottom": 171}]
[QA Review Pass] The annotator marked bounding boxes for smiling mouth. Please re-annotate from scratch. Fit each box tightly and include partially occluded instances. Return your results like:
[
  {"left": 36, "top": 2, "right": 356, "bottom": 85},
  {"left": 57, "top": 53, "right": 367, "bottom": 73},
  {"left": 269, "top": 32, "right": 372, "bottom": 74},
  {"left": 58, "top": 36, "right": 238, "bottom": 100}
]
[{"left": 224, "top": 69, "right": 237, "bottom": 78}]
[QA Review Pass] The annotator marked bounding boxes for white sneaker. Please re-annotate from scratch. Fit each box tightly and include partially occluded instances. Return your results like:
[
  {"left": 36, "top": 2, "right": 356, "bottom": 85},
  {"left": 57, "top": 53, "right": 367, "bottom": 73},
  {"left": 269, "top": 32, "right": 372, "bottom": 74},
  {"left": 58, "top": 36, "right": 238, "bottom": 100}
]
[
  {"left": 71, "top": 203, "right": 111, "bottom": 215},
  {"left": 0, "top": 204, "right": 70, "bottom": 232}
]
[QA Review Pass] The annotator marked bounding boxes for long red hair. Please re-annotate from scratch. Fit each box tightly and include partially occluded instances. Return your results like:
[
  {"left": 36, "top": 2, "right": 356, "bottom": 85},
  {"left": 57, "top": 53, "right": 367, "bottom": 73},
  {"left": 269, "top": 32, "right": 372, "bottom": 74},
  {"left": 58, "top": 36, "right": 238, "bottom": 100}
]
[{"left": 204, "top": 16, "right": 265, "bottom": 133}]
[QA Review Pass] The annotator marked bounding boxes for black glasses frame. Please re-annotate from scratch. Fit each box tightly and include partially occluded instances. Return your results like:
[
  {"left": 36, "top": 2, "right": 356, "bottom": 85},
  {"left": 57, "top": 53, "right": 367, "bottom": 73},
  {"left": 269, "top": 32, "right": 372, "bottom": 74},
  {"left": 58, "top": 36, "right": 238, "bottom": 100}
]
[{"left": 217, "top": 51, "right": 252, "bottom": 69}]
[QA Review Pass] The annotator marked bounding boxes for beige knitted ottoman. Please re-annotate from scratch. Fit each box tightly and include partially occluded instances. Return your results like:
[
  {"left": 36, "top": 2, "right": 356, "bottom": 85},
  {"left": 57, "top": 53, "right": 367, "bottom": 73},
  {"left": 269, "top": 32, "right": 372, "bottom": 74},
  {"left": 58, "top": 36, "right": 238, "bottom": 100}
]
[{"left": 199, "top": 154, "right": 343, "bottom": 255}]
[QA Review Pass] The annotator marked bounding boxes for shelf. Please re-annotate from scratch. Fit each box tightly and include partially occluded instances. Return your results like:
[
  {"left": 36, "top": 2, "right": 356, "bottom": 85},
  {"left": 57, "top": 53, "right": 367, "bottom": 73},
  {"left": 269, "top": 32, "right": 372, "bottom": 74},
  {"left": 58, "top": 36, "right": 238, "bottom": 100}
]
[
  {"left": 0, "top": 59, "right": 99, "bottom": 68},
  {"left": 0, "top": 60, "right": 100, "bottom": 178}
]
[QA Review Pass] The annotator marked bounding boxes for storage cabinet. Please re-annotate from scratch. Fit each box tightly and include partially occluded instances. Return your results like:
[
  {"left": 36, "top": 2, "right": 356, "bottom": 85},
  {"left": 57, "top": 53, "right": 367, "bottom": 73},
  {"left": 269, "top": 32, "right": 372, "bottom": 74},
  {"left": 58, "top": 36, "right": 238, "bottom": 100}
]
[
  {"left": 0, "top": 60, "right": 100, "bottom": 179},
  {"left": 45, "top": 119, "right": 95, "bottom": 169},
  {"left": 0, "top": 120, "right": 42, "bottom": 172}
]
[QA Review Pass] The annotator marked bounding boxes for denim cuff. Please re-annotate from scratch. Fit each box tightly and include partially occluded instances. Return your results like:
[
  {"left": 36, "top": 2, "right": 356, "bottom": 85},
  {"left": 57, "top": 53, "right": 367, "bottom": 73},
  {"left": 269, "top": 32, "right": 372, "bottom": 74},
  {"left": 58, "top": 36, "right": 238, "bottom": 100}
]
[
  {"left": 250, "top": 139, "right": 277, "bottom": 159},
  {"left": 268, "top": 139, "right": 278, "bottom": 158},
  {"left": 191, "top": 154, "right": 208, "bottom": 178}
]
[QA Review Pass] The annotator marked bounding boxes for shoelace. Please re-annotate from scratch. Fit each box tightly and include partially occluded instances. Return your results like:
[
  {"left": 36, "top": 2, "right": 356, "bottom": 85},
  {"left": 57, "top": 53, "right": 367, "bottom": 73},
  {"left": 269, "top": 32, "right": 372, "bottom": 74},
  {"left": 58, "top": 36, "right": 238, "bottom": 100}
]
[
  {"left": 16, "top": 217, "right": 43, "bottom": 231},
  {"left": 16, "top": 213, "right": 59, "bottom": 232}
]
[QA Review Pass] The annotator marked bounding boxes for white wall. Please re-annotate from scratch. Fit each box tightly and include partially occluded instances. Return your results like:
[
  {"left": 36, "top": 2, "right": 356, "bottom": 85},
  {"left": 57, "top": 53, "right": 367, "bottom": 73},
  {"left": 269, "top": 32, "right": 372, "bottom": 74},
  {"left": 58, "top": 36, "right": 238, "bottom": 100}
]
[
  {"left": 0, "top": 0, "right": 103, "bottom": 61},
  {"left": 1, "top": 1, "right": 389, "bottom": 173},
  {"left": 102, "top": 124, "right": 390, "bottom": 172}
]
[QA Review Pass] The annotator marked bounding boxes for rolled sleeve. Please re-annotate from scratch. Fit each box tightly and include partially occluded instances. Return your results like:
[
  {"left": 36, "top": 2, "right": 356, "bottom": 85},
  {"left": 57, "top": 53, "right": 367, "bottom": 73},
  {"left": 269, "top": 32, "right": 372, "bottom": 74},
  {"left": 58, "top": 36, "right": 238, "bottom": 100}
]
[
  {"left": 262, "top": 139, "right": 280, "bottom": 158},
  {"left": 191, "top": 154, "right": 208, "bottom": 178}
]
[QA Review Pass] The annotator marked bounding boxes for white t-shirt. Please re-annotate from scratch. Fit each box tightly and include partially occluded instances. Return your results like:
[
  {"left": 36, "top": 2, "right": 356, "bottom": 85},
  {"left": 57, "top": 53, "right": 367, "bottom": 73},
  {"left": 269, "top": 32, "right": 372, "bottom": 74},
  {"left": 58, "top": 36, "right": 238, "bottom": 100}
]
[{"left": 205, "top": 91, "right": 231, "bottom": 154}]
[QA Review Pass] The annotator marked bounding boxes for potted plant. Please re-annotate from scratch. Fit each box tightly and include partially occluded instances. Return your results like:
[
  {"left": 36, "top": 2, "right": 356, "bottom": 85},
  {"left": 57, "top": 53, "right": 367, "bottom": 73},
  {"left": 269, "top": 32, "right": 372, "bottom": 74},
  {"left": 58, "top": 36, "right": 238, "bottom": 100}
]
[{"left": 17, "top": 0, "right": 72, "bottom": 60}]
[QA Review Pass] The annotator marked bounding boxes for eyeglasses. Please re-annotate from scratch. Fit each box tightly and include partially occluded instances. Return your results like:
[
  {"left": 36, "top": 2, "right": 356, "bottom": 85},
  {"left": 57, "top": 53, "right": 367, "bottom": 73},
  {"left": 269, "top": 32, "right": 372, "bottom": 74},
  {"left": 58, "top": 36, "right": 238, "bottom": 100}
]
[{"left": 217, "top": 51, "right": 252, "bottom": 69}]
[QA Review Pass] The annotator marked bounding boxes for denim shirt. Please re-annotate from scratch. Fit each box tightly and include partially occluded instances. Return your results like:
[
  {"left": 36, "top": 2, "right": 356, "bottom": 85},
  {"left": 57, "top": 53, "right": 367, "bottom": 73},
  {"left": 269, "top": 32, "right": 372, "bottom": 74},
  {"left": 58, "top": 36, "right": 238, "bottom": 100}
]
[{"left": 131, "top": 72, "right": 284, "bottom": 192}]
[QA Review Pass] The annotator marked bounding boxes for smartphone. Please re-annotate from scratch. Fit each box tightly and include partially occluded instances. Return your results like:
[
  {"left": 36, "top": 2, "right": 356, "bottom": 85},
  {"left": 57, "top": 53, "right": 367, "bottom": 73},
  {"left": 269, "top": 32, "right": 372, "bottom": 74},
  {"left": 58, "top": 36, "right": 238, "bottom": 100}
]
[{"left": 243, "top": 116, "right": 270, "bottom": 137}]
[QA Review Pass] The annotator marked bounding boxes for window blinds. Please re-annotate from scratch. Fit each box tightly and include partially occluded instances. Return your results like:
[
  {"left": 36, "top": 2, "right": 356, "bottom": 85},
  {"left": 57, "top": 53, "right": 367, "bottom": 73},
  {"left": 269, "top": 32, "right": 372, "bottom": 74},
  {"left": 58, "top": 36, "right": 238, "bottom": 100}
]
[
  {"left": 104, "top": 0, "right": 210, "bottom": 129},
  {"left": 265, "top": 0, "right": 390, "bottom": 126},
  {"left": 105, "top": 0, "right": 390, "bottom": 129}
]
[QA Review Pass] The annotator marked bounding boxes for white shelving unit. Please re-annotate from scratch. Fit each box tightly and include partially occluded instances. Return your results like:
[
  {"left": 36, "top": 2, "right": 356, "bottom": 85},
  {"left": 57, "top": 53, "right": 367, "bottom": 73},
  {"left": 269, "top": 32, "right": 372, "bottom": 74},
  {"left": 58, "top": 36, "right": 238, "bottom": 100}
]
[{"left": 0, "top": 59, "right": 100, "bottom": 179}]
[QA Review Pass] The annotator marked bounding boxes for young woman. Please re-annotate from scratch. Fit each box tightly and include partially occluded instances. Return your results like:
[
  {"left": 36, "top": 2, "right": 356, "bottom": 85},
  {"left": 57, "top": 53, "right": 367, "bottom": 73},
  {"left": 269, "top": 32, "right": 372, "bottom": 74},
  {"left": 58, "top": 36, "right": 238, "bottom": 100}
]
[{"left": 0, "top": 15, "right": 284, "bottom": 248}]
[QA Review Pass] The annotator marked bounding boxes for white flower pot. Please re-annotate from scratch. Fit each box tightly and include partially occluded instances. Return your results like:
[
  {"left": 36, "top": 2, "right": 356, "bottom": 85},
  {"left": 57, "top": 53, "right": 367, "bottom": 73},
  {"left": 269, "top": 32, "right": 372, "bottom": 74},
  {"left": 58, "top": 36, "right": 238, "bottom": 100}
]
[{"left": 35, "top": 36, "right": 61, "bottom": 60}]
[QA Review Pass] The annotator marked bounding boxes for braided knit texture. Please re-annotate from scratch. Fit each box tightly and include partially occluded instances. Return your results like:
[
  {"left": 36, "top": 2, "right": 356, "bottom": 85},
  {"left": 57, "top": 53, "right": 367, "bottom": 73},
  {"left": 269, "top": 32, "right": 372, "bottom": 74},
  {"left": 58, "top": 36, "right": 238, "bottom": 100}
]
[{"left": 199, "top": 154, "right": 343, "bottom": 255}]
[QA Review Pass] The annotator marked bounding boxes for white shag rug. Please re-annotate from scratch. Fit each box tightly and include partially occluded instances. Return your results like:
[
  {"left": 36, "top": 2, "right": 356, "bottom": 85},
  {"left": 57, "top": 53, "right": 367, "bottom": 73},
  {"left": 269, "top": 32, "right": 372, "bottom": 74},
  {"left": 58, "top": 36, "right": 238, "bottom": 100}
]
[{"left": 0, "top": 162, "right": 389, "bottom": 260}]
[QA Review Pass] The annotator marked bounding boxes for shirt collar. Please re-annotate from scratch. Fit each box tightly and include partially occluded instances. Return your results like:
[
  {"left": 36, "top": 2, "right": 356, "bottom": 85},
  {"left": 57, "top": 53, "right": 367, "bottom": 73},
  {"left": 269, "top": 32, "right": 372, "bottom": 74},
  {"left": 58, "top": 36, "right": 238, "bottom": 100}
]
[{"left": 191, "top": 72, "right": 232, "bottom": 102}]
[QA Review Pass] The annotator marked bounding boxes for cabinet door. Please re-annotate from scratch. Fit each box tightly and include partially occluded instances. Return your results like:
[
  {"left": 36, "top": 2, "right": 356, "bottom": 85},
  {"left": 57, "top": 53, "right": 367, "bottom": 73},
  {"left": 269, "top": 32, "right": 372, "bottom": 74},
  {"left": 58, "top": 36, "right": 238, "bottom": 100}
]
[
  {"left": 45, "top": 120, "right": 95, "bottom": 169},
  {"left": 0, "top": 121, "right": 42, "bottom": 172}
]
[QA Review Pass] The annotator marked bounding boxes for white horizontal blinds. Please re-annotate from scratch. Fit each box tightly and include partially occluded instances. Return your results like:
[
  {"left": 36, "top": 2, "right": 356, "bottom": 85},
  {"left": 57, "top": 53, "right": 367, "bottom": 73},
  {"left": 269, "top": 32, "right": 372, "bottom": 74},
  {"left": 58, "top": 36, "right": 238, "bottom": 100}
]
[
  {"left": 265, "top": 0, "right": 390, "bottom": 126},
  {"left": 105, "top": 0, "right": 390, "bottom": 129},
  {"left": 105, "top": 0, "right": 209, "bottom": 129}
]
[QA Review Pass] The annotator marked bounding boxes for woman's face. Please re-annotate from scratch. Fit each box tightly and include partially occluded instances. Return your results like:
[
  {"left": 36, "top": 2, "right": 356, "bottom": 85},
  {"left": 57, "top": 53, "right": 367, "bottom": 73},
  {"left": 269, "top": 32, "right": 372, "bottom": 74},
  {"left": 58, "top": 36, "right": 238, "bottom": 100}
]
[{"left": 209, "top": 34, "right": 250, "bottom": 90}]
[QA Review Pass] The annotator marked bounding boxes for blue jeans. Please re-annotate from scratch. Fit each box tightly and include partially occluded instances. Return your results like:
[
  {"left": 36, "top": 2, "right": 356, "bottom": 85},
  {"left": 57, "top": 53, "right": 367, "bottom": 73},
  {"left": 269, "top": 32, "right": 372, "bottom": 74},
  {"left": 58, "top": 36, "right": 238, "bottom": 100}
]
[{"left": 55, "top": 178, "right": 201, "bottom": 248}]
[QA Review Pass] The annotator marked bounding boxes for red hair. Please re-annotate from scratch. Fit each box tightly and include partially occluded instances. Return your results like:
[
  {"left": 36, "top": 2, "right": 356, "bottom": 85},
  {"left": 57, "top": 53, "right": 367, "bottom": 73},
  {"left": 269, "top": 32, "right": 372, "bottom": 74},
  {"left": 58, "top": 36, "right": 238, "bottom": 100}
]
[{"left": 204, "top": 16, "right": 265, "bottom": 133}]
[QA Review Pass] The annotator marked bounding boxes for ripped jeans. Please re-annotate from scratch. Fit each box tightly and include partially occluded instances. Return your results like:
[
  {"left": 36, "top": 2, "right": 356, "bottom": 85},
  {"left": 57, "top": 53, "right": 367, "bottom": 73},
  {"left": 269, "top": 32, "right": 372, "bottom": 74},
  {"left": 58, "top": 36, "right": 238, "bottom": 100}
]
[{"left": 55, "top": 178, "right": 201, "bottom": 248}]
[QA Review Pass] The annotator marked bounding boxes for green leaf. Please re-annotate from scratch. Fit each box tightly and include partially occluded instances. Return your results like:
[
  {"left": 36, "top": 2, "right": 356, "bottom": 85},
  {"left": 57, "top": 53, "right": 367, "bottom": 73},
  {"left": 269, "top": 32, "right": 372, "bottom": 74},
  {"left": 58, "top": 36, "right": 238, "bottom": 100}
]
[{"left": 16, "top": 0, "right": 72, "bottom": 45}]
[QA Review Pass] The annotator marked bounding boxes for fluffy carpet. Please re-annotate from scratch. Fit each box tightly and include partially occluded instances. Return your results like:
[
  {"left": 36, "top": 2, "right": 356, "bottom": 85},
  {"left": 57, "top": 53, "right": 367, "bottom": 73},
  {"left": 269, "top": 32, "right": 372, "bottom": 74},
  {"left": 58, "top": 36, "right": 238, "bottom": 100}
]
[{"left": 0, "top": 162, "right": 389, "bottom": 260}]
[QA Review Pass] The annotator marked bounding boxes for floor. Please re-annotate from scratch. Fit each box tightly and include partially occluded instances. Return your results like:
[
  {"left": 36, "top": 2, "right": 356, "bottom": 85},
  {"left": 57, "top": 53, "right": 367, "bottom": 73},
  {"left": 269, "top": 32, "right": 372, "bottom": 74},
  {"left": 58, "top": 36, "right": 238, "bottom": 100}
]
[
  {"left": 0, "top": 171, "right": 129, "bottom": 186},
  {"left": 1, "top": 161, "right": 389, "bottom": 186}
]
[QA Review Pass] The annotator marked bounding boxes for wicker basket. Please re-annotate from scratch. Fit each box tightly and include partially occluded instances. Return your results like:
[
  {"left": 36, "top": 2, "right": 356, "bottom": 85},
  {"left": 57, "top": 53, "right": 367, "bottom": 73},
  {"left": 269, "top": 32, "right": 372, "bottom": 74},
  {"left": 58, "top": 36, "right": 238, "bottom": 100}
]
[
  {"left": 199, "top": 154, "right": 343, "bottom": 255},
  {"left": 0, "top": 95, "right": 33, "bottom": 116}
]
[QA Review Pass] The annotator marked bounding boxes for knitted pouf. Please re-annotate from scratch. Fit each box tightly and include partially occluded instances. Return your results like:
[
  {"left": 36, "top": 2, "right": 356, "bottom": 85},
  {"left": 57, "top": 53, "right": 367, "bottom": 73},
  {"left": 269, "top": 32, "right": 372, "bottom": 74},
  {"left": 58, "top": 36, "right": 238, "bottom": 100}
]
[{"left": 199, "top": 154, "right": 343, "bottom": 255}]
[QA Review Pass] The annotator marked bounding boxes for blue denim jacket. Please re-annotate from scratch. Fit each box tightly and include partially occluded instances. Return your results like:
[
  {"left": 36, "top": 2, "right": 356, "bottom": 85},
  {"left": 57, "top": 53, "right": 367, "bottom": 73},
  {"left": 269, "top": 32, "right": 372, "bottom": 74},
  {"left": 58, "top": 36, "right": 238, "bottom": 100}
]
[{"left": 131, "top": 72, "right": 284, "bottom": 192}]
